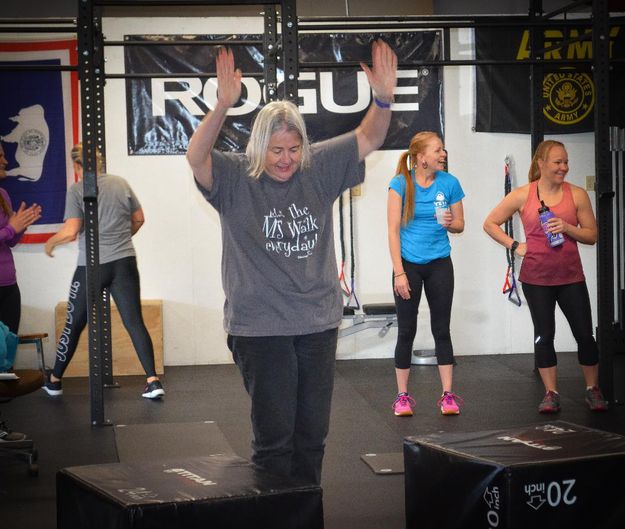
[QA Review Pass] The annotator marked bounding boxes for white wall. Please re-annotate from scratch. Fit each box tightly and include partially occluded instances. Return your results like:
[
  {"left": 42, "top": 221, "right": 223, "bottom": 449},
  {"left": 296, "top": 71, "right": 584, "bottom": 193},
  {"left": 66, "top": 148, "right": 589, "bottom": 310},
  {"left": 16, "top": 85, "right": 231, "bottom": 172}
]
[{"left": 12, "top": 18, "right": 597, "bottom": 368}]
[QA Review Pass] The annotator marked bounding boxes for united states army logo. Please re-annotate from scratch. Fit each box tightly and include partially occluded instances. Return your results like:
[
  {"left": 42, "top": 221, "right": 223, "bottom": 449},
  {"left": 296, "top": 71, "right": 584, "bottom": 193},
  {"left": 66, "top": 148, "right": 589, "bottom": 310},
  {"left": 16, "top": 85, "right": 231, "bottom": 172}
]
[{"left": 542, "top": 70, "right": 594, "bottom": 126}]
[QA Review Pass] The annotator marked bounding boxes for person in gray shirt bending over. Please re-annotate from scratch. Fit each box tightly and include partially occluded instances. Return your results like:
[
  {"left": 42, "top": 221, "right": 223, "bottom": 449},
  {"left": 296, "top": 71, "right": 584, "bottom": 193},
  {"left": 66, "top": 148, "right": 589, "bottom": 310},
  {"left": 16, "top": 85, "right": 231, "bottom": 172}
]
[{"left": 187, "top": 41, "right": 397, "bottom": 486}]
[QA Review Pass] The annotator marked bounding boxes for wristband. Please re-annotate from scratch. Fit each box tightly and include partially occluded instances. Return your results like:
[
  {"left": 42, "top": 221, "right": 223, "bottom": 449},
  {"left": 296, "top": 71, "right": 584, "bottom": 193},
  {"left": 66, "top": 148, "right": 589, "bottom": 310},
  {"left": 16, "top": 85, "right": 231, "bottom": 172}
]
[
  {"left": 373, "top": 97, "right": 392, "bottom": 109},
  {"left": 394, "top": 272, "right": 407, "bottom": 278}
]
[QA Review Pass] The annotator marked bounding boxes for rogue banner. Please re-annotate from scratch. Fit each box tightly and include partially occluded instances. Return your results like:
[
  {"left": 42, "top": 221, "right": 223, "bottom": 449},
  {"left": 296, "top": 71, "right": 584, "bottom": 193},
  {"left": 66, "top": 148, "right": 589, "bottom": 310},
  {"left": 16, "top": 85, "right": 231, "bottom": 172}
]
[
  {"left": 124, "top": 32, "right": 444, "bottom": 155},
  {"left": 475, "top": 23, "right": 624, "bottom": 133}
]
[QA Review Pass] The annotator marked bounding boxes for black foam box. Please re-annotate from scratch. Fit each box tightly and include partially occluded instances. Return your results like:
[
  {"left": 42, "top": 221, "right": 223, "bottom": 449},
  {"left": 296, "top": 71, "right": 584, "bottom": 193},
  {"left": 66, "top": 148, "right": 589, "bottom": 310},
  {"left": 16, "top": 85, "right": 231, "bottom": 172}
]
[
  {"left": 404, "top": 421, "right": 625, "bottom": 529},
  {"left": 57, "top": 454, "right": 323, "bottom": 529}
]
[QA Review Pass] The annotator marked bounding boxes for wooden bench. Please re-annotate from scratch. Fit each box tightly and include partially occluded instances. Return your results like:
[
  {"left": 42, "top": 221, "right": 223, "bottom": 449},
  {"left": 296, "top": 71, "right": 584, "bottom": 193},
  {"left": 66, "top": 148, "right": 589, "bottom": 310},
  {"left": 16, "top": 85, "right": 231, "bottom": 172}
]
[{"left": 54, "top": 300, "right": 164, "bottom": 377}]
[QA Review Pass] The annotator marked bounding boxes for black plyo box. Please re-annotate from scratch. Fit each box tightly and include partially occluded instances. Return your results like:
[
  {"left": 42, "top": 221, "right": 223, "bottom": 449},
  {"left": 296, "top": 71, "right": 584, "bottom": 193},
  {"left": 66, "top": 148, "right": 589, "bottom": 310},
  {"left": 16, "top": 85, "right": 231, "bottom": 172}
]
[
  {"left": 57, "top": 454, "right": 323, "bottom": 529},
  {"left": 404, "top": 421, "right": 625, "bottom": 529}
]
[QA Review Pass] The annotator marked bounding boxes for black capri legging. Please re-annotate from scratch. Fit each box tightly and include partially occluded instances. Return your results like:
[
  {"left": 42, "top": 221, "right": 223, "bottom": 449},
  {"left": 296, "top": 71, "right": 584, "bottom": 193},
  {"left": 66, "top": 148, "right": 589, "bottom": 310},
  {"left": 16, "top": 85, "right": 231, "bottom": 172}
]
[
  {"left": 522, "top": 281, "right": 599, "bottom": 368},
  {"left": 52, "top": 256, "right": 156, "bottom": 379},
  {"left": 393, "top": 256, "right": 455, "bottom": 369}
]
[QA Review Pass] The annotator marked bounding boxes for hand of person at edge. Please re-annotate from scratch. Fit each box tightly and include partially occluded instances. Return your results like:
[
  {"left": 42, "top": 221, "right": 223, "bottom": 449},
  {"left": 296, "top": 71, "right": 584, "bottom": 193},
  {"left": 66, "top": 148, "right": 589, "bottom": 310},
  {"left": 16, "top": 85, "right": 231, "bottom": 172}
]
[
  {"left": 216, "top": 47, "right": 242, "bottom": 109},
  {"left": 394, "top": 274, "right": 411, "bottom": 300},
  {"left": 360, "top": 39, "right": 398, "bottom": 103},
  {"left": 9, "top": 201, "right": 42, "bottom": 233}
]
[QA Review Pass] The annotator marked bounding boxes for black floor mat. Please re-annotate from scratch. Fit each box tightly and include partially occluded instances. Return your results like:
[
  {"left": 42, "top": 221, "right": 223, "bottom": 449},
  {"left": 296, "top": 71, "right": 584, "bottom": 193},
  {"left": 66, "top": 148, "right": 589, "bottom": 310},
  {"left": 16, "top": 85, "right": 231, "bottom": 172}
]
[{"left": 114, "top": 420, "right": 234, "bottom": 462}]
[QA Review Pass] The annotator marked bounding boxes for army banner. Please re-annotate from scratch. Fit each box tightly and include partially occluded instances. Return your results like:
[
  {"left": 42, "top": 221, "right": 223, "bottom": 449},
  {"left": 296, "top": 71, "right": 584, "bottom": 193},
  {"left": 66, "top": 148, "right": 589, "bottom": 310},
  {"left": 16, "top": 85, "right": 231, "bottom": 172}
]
[{"left": 475, "top": 24, "right": 624, "bottom": 133}]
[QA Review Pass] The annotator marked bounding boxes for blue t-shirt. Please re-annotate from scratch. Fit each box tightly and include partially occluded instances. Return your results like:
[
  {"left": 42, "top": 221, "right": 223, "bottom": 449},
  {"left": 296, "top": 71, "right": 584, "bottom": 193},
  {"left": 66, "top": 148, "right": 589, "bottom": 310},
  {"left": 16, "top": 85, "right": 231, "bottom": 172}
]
[{"left": 388, "top": 170, "right": 464, "bottom": 264}]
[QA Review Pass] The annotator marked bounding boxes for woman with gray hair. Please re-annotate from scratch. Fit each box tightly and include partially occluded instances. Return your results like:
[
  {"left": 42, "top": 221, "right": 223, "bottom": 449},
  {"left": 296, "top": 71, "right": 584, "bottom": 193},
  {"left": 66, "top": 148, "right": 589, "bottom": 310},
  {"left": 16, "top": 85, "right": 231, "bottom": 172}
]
[{"left": 187, "top": 41, "right": 397, "bottom": 485}]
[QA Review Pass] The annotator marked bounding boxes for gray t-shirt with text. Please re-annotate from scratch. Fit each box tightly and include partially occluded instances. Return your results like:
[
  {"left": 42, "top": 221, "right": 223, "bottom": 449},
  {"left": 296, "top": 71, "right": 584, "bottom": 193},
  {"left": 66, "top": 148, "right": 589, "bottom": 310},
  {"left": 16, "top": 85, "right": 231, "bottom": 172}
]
[
  {"left": 65, "top": 173, "right": 141, "bottom": 266},
  {"left": 197, "top": 132, "right": 365, "bottom": 336}
]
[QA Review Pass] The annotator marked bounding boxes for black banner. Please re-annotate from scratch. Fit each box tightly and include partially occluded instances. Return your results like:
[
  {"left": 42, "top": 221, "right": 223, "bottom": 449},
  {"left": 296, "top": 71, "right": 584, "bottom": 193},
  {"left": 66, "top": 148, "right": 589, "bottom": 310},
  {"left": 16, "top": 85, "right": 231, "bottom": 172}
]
[
  {"left": 475, "top": 24, "right": 625, "bottom": 133},
  {"left": 124, "top": 32, "right": 443, "bottom": 155}
]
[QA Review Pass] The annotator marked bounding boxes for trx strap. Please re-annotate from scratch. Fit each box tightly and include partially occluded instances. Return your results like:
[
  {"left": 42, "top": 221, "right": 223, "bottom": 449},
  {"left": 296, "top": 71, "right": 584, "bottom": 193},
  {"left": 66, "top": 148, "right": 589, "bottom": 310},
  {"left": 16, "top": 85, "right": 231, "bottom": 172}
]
[
  {"left": 346, "top": 188, "right": 360, "bottom": 309},
  {"left": 502, "top": 157, "right": 521, "bottom": 306},
  {"left": 338, "top": 193, "right": 351, "bottom": 296}
]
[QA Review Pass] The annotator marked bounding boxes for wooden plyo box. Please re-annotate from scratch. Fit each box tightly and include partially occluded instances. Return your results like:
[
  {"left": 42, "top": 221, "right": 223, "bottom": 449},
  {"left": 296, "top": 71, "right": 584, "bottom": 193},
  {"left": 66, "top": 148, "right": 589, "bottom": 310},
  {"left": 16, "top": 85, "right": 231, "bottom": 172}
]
[{"left": 54, "top": 300, "right": 164, "bottom": 377}]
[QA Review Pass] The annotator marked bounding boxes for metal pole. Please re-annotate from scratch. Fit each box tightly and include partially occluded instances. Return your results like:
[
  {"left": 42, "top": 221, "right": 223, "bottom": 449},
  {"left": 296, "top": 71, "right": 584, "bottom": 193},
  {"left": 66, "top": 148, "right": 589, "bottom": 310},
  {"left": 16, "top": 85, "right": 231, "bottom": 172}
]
[
  {"left": 280, "top": 0, "right": 298, "bottom": 103},
  {"left": 529, "top": 0, "right": 544, "bottom": 156},
  {"left": 78, "top": 0, "right": 110, "bottom": 426},
  {"left": 264, "top": 6, "right": 278, "bottom": 102},
  {"left": 593, "top": 0, "right": 618, "bottom": 403}
]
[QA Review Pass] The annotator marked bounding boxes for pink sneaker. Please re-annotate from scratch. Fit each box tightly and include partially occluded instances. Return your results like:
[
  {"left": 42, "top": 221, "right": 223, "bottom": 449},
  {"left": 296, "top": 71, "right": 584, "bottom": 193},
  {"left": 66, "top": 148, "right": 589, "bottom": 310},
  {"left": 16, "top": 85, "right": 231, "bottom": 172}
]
[
  {"left": 437, "top": 391, "right": 463, "bottom": 415},
  {"left": 392, "top": 393, "right": 416, "bottom": 417}
]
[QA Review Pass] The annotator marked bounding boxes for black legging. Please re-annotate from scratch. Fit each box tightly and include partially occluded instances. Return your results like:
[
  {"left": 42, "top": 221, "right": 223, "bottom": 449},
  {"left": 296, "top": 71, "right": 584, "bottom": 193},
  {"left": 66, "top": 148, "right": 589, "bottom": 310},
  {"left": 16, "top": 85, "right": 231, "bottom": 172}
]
[
  {"left": 393, "top": 256, "right": 455, "bottom": 369},
  {"left": 52, "top": 256, "right": 156, "bottom": 379},
  {"left": 0, "top": 283, "right": 21, "bottom": 334},
  {"left": 522, "top": 281, "right": 599, "bottom": 368}
]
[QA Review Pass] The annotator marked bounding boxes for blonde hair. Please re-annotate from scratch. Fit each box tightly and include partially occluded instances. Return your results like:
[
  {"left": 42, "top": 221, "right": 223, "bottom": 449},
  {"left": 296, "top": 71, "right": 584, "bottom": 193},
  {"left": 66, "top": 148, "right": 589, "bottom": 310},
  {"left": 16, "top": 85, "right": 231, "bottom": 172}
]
[
  {"left": 246, "top": 101, "right": 311, "bottom": 179},
  {"left": 528, "top": 140, "right": 565, "bottom": 182},
  {"left": 395, "top": 131, "right": 440, "bottom": 226},
  {"left": 71, "top": 143, "right": 105, "bottom": 173}
]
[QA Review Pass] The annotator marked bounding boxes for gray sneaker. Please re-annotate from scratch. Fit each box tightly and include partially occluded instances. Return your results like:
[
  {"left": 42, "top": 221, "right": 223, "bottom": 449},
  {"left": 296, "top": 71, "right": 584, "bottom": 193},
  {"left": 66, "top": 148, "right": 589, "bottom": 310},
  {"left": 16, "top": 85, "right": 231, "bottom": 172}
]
[
  {"left": 142, "top": 380, "right": 165, "bottom": 399},
  {"left": 538, "top": 391, "right": 561, "bottom": 414},
  {"left": 585, "top": 386, "right": 608, "bottom": 411}
]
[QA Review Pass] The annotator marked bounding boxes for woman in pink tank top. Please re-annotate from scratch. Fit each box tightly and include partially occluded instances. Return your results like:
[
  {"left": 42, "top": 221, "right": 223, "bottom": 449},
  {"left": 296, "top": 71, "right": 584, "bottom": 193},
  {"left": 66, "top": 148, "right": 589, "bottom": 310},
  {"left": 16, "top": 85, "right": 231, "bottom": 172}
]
[{"left": 484, "top": 140, "right": 608, "bottom": 414}]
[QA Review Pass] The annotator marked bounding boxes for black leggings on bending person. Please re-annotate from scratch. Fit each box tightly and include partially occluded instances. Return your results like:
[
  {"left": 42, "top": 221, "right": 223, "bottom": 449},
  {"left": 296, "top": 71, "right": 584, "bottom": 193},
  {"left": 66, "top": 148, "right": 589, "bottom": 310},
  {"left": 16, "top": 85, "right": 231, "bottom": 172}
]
[
  {"left": 393, "top": 256, "right": 455, "bottom": 369},
  {"left": 522, "top": 280, "right": 599, "bottom": 369},
  {"left": 52, "top": 256, "right": 156, "bottom": 379}
]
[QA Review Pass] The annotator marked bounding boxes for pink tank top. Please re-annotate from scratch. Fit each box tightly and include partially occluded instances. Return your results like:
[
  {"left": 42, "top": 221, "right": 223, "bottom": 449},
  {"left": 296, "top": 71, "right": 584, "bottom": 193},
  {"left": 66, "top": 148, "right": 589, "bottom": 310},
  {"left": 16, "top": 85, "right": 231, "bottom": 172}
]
[{"left": 519, "top": 181, "right": 585, "bottom": 286}]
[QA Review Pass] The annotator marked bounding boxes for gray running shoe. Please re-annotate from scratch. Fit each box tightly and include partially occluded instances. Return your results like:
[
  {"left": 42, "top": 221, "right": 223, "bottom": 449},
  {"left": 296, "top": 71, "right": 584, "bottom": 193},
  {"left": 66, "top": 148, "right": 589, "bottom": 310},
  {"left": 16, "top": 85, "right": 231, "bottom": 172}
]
[
  {"left": 585, "top": 386, "right": 608, "bottom": 411},
  {"left": 538, "top": 390, "right": 561, "bottom": 414}
]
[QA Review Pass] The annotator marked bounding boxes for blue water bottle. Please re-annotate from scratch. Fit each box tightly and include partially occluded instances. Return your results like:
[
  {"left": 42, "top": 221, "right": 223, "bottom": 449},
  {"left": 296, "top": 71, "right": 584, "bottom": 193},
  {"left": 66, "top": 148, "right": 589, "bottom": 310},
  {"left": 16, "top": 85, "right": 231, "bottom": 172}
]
[{"left": 538, "top": 201, "right": 564, "bottom": 247}]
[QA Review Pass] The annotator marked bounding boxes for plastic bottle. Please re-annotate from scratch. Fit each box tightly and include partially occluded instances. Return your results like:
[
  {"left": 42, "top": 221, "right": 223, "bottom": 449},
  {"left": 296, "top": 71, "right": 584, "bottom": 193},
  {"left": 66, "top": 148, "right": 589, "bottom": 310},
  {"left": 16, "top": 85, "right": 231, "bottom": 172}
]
[
  {"left": 434, "top": 192, "right": 448, "bottom": 225},
  {"left": 538, "top": 201, "right": 564, "bottom": 247},
  {"left": 434, "top": 204, "right": 448, "bottom": 225}
]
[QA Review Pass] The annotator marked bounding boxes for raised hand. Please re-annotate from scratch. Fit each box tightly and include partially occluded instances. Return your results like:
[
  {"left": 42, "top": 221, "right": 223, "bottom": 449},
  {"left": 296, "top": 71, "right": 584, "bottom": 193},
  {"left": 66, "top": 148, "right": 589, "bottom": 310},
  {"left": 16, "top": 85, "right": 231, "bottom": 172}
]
[
  {"left": 186, "top": 47, "right": 243, "bottom": 190},
  {"left": 360, "top": 39, "right": 398, "bottom": 103},
  {"left": 216, "top": 47, "right": 243, "bottom": 109}
]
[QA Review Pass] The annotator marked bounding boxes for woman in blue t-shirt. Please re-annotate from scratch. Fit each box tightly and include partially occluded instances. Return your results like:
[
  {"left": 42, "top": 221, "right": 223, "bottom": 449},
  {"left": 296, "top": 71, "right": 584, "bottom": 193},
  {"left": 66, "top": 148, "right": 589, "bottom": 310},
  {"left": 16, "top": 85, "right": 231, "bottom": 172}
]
[{"left": 388, "top": 131, "right": 465, "bottom": 417}]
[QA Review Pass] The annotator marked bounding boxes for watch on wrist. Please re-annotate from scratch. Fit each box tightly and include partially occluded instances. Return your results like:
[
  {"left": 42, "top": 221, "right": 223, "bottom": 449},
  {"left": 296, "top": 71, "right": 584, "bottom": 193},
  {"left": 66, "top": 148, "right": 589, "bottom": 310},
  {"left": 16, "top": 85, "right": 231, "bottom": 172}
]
[{"left": 510, "top": 240, "right": 519, "bottom": 253}]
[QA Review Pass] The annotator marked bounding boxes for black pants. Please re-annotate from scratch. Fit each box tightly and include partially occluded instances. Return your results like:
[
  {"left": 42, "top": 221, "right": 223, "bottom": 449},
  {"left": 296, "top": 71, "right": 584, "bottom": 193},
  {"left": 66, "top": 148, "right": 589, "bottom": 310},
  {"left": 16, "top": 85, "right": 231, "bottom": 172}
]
[
  {"left": 0, "top": 283, "right": 21, "bottom": 334},
  {"left": 522, "top": 281, "right": 599, "bottom": 368},
  {"left": 393, "top": 256, "right": 455, "bottom": 369},
  {"left": 53, "top": 256, "right": 156, "bottom": 378},
  {"left": 228, "top": 328, "right": 337, "bottom": 486}
]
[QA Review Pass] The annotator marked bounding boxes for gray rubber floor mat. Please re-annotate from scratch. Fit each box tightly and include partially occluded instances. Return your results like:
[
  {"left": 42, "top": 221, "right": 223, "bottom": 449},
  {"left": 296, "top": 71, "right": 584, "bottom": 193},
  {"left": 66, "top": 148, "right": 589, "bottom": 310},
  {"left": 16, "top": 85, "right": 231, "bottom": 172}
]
[
  {"left": 114, "top": 420, "right": 234, "bottom": 462},
  {"left": 360, "top": 452, "right": 404, "bottom": 474}
]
